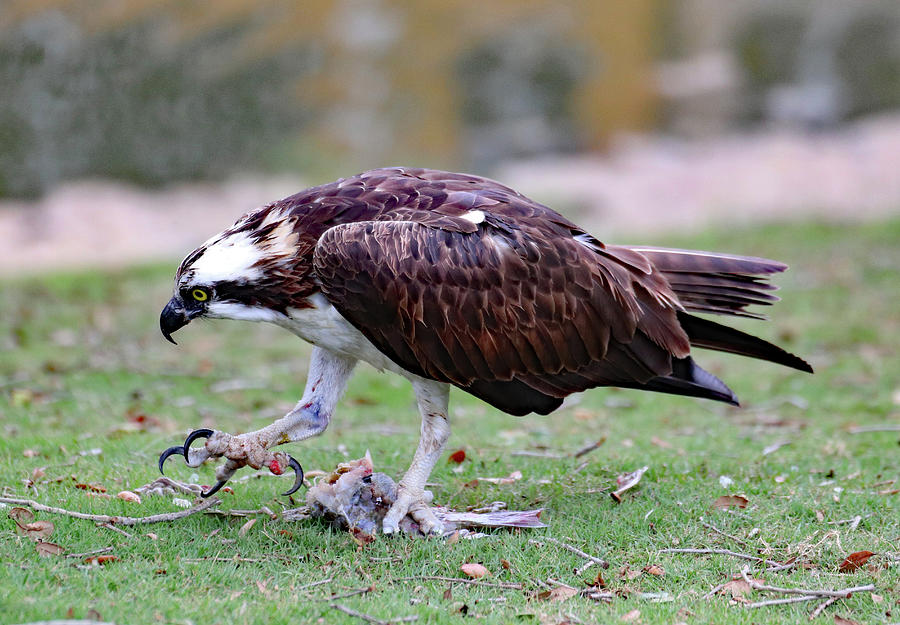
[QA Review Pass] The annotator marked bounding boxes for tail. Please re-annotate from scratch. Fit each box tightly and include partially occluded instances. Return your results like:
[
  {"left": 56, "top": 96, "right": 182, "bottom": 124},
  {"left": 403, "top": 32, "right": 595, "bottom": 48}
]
[{"left": 619, "top": 246, "right": 812, "bottom": 405}]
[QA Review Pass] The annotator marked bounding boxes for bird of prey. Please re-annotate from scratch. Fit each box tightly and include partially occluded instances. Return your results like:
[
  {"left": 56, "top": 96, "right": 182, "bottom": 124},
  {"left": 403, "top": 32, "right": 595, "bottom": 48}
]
[{"left": 158, "top": 167, "right": 811, "bottom": 534}]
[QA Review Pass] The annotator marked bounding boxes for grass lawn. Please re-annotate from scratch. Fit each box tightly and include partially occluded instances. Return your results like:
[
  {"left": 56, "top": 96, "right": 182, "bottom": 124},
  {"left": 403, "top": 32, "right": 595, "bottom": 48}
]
[{"left": 1, "top": 219, "right": 898, "bottom": 625}]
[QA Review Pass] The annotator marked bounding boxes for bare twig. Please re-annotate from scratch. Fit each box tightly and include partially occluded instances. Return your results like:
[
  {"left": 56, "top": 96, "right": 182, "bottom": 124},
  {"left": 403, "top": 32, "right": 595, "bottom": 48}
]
[
  {"left": 295, "top": 577, "right": 334, "bottom": 592},
  {"left": 702, "top": 520, "right": 750, "bottom": 548},
  {"left": 330, "top": 603, "right": 418, "bottom": 625},
  {"left": 0, "top": 495, "right": 220, "bottom": 525},
  {"left": 660, "top": 548, "right": 780, "bottom": 568},
  {"left": 848, "top": 425, "right": 900, "bottom": 434},
  {"left": 574, "top": 559, "right": 596, "bottom": 576},
  {"left": 395, "top": 576, "right": 522, "bottom": 590},
  {"left": 65, "top": 547, "right": 113, "bottom": 559},
  {"left": 510, "top": 450, "right": 565, "bottom": 459},
  {"left": 809, "top": 596, "right": 840, "bottom": 619},
  {"left": 530, "top": 537, "right": 610, "bottom": 569},
  {"left": 739, "top": 565, "right": 875, "bottom": 600},
  {"left": 318, "top": 586, "right": 374, "bottom": 602},
  {"left": 98, "top": 522, "right": 132, "bottom": 537},
  {"left": 827, "top": 513, "right": 873, "bottom": 527},
  {"left": 573, "top": 438, "right": 606, "bottom": 458},
  {"left": 745, "top": 595, "right": 820, "bottom": 608}
]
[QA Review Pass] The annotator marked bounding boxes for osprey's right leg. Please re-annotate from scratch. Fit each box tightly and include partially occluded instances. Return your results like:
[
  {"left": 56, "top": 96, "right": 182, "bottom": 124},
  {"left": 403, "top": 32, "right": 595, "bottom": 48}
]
[
  {"left": 382, "top": 378, "right": 451, "bottom": 536},
  {"left": 159, "top": 347, "right": 356, "bottom": 496}
]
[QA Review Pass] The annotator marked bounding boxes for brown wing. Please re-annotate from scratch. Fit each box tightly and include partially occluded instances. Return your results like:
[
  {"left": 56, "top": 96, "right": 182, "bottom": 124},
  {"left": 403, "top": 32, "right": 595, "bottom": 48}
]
[{"left": 313, "top": 212, "right": 692, "bottom": 415}]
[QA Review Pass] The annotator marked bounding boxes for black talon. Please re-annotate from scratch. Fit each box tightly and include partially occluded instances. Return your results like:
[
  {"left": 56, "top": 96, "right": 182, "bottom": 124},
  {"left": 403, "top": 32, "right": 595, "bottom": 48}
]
[
  {"left": 282, "top": 456, "right": 304, "bottom": 496},
  {"left": 183, "top": 428, "right": 214, "bottom": 453},
  {"left": 202, "top": 480, "right": 228, "bottom": 498},
  {"left": 158, "top": 445, "right": 186, "bottom": 474}
]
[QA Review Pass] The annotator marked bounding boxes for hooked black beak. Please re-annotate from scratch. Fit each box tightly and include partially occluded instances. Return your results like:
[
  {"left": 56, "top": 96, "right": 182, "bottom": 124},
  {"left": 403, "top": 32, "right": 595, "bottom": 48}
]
[{"left": 160, "top": 296, "right": 189, "bottom": 345}]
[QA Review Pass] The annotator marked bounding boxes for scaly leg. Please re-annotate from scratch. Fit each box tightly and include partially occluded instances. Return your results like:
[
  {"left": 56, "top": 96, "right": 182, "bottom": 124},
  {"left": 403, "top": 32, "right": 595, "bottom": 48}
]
[
  {"left": 159, "top": 347, "right": 356, "bottom": 496},
  {"left": 382, "top": 378, "right": 451, "bottom": 535}
]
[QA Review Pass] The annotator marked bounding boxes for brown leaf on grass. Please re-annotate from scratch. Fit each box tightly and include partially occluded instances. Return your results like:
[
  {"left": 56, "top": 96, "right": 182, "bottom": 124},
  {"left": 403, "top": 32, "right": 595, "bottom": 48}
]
[
  {"left": 712, "top": 495, "right": 749, "bottom": 509},
  {"left": 619, "top": 566, "right": 642, "bottom": 581},
  {"left": 9, "top": 507, "right": 34, "bottom": 523},
  {"left": 350, "top": 527, "right": 375, "bottom": 548},
  {"left": 838, "top": 550, "right": 875, "bottom": 572},
  {"left": 834, "top": 616, "right": 861, "bottom": 625},
  {"left": 537, "top": 586, "right": 578, "bottom": 602},
  {"left": 720, "top": 578, "right": 753, "bottom": 599},
  {"left": 238, "top": 518, "right": 257, "bottom": 537},
  {"left": 621, "top": 609, "right": 641, "bottom": 622},
  {"left": 22, "top": 520, "right": 55, "bottom": 540},
  {"left": 442, "top": 586, "right": 452, "bottom": 600},
  {"left": 592, "top": 571, "right": 607, "bottom": 588},
  {"left": 117, "top": 490, "right": 141, "bottom": 503},
  {"left": 611, "top": 465, "right": 650, "bottom": 503},
  {"left": 643, "top": 564, "right": 665, "bottom": 576},
  {"left": 35, "top": 540, "right": 65, "bottom": 557},
  {"left": 460, "top": 563, "right": 490, "bottom": 579},
  {"left": 500, "top": 559, "right": 511, "bottom": 570},
  {"left": 650, "top": 436, "right": 672, "bottom": 449},
  {"left": 448, "top": 449, "right": 466, "bottom": 464},
  {"left": 75, "top": 483, "right": 107, "bottom": 493},
  {"left": 85, "top": 555, "right": 119, "bottom": 565}
]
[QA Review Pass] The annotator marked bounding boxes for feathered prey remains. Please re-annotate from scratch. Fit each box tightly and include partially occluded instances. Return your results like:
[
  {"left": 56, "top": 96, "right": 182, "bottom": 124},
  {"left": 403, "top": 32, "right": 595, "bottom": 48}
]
[{"left": 158, "top": 167, "right": 811, "bottom": 534}]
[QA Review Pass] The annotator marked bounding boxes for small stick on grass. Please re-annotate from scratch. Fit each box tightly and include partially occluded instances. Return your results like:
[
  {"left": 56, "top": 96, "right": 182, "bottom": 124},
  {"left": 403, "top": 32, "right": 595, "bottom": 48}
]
[
  {"left": 739, "top": 565, "right": 875, "bottom": 602},
  {"left": 530, "top": 537, "right": 610, "bottom": 569},
  {"left": 573, "top": 438, "right": 606, "bottom": 458},
  {"left": 395, "top": 576, "right": 522, "bottom": 590},
  {"left": 318, "top": 586, "right": 374, "bottom": 602},
  {"left": 848, "top": 425, "right": 900, "bottom": 433},
  {"left": 660, "top": 548, "right": 781, "bottom": 568},
  {"left": 0, "top": 495, "right": 220, "bottom": 525},
  {"left": 702, "top": 520, "right": 750, "bottom": 548},
  {"left": 331, "top": 603, "right": 418, "bottom": 625},
  {"left": 99, "top": 522, "right": 132, "bottom": 537},
  {"left": 745, "top": 595, "right": 821, "bottom": 608},
  {"left": 295, "top": 577, "right": 334, "bottom": 592},
  {"left": 65, "top": 546, "right": 113, "bottom": 559},
  {"left": 808, "top": 596, "right": 840, "bottom": 619}
]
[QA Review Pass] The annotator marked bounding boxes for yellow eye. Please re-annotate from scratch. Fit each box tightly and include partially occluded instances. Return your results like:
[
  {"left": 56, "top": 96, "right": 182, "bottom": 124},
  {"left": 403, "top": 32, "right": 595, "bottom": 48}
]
[{"left": 191, "top": 288, "right": 209, "bottom": 302}]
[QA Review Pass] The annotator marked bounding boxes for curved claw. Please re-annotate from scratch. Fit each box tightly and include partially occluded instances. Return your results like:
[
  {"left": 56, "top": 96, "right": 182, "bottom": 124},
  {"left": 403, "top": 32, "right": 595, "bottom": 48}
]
[
  {"left": 282, "top": 456, "right": 304, "bottom": 496},
  {"left": 183, "top": 428, "right": 214, "bottom": 454},
  {"left": 158, "top": 445, "right": 186, "bottom": 474},
  {"left": 201, "top": 479, "right": 228, "bottom": 498}
]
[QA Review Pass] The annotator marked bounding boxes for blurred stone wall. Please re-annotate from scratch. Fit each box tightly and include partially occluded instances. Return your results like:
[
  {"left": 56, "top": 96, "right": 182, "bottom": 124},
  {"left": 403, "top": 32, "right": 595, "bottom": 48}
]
[{"left": 0, "top": 0, "right": 659, "bottom": 198}]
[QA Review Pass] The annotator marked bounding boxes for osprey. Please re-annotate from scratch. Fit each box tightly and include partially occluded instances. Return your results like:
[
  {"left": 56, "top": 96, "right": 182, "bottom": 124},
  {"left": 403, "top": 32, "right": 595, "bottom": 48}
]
[{"left": 158, "top": 167, "right": 811, "bottom": 534}]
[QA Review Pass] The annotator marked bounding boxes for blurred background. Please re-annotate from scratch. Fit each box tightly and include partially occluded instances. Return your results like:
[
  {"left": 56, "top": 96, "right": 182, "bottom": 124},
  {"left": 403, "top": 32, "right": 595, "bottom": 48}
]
[{"left": 1, "top": 0, "right": 899, "bottom": 274}]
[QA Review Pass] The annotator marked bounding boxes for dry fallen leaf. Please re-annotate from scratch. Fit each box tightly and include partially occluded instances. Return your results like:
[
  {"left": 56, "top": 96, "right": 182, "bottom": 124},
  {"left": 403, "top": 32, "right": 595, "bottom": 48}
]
[
  {"left": 238, "top": 518, "right": 257, "bottom": 537},
  {"left": 117, "top": 490, "right": 141, "bottom": 503},
  {"left": 75, "top": 483, "right": 107, "bottom": 493},
  {"left": 539, "top": 586, "right": 578, "bottom": 602},
  {"left": 85, "top": 555, "right": 119, "bottom": 566},
  {"left": 838, "top": 550, "right": 875, "bottom": 573},
  {"left": 834, "top": 616, "right": 861, "bottom": 625},
  {"left": 643, "top": 564, "right": 665, "bottom": 576},
  {"left": 713, "top": 495, "right": 749, "bottom": 509},
  {"left": 22, "top": 520, "right": 55, "bottom": 540},
  {"left": 621, "top": 609, "right": 641, "bottom": 622},
  {"left": 448, "top": 449, "right": 466, "bottom": 464},
  {"left": 350, "top": 527, "right": 375, "bottom": 548},
  {"left": 460, "top": 563, "right": 490, "bottom": 579},
  {"left": 720, "top": 578, "right": 752, "bottom": 599},
  {"left": 9, "top": 507, "right": 34, "bottom": 523},
  {"left": 35, "top": 540, "right": 65, "bottom": 557}
]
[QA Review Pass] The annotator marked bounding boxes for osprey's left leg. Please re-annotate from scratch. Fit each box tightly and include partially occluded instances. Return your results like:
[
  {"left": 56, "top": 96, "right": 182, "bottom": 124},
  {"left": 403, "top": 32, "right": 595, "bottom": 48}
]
[
  {"left": 159, "top": 347, "right": 356, "bottom": 496},
  {"left": 382, "top": 378, "right": 451, "bottom": 536}
]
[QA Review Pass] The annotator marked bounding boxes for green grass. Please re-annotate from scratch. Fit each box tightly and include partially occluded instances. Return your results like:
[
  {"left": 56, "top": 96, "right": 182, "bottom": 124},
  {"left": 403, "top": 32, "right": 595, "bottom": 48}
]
[{"left": 1, "top": 220, "right": 898, "bottom": 625}]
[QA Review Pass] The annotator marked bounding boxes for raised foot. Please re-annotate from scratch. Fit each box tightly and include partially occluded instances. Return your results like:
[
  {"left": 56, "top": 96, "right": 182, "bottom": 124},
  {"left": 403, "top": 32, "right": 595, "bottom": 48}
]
[
  {"left": 382, "top": 486, "right": 443, "bottom": 536},
  {"left": 157, "top": 428, "right": 303, "bottom": 498}
]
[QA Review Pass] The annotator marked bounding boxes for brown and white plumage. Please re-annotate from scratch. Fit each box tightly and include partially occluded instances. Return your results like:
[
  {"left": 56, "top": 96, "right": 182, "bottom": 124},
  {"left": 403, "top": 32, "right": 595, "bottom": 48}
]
[{"left": 159, "top": 167, "right": 811, "bottom": 533}]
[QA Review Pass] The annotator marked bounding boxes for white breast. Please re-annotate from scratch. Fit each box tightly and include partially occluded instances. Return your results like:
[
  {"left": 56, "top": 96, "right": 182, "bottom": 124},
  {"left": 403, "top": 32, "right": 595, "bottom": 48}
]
[{"left": 279, "top": 293, "right": 406, "bottom": 374}]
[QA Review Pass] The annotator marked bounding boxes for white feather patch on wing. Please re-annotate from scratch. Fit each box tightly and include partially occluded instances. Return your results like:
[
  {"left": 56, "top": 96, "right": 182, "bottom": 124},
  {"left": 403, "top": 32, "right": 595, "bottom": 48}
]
[
  {"left": 460, "top": 210, "right": 486, "bottom": 224},
  {"left": 189, "top": 231, "right": 265, "bottom": 284}
]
